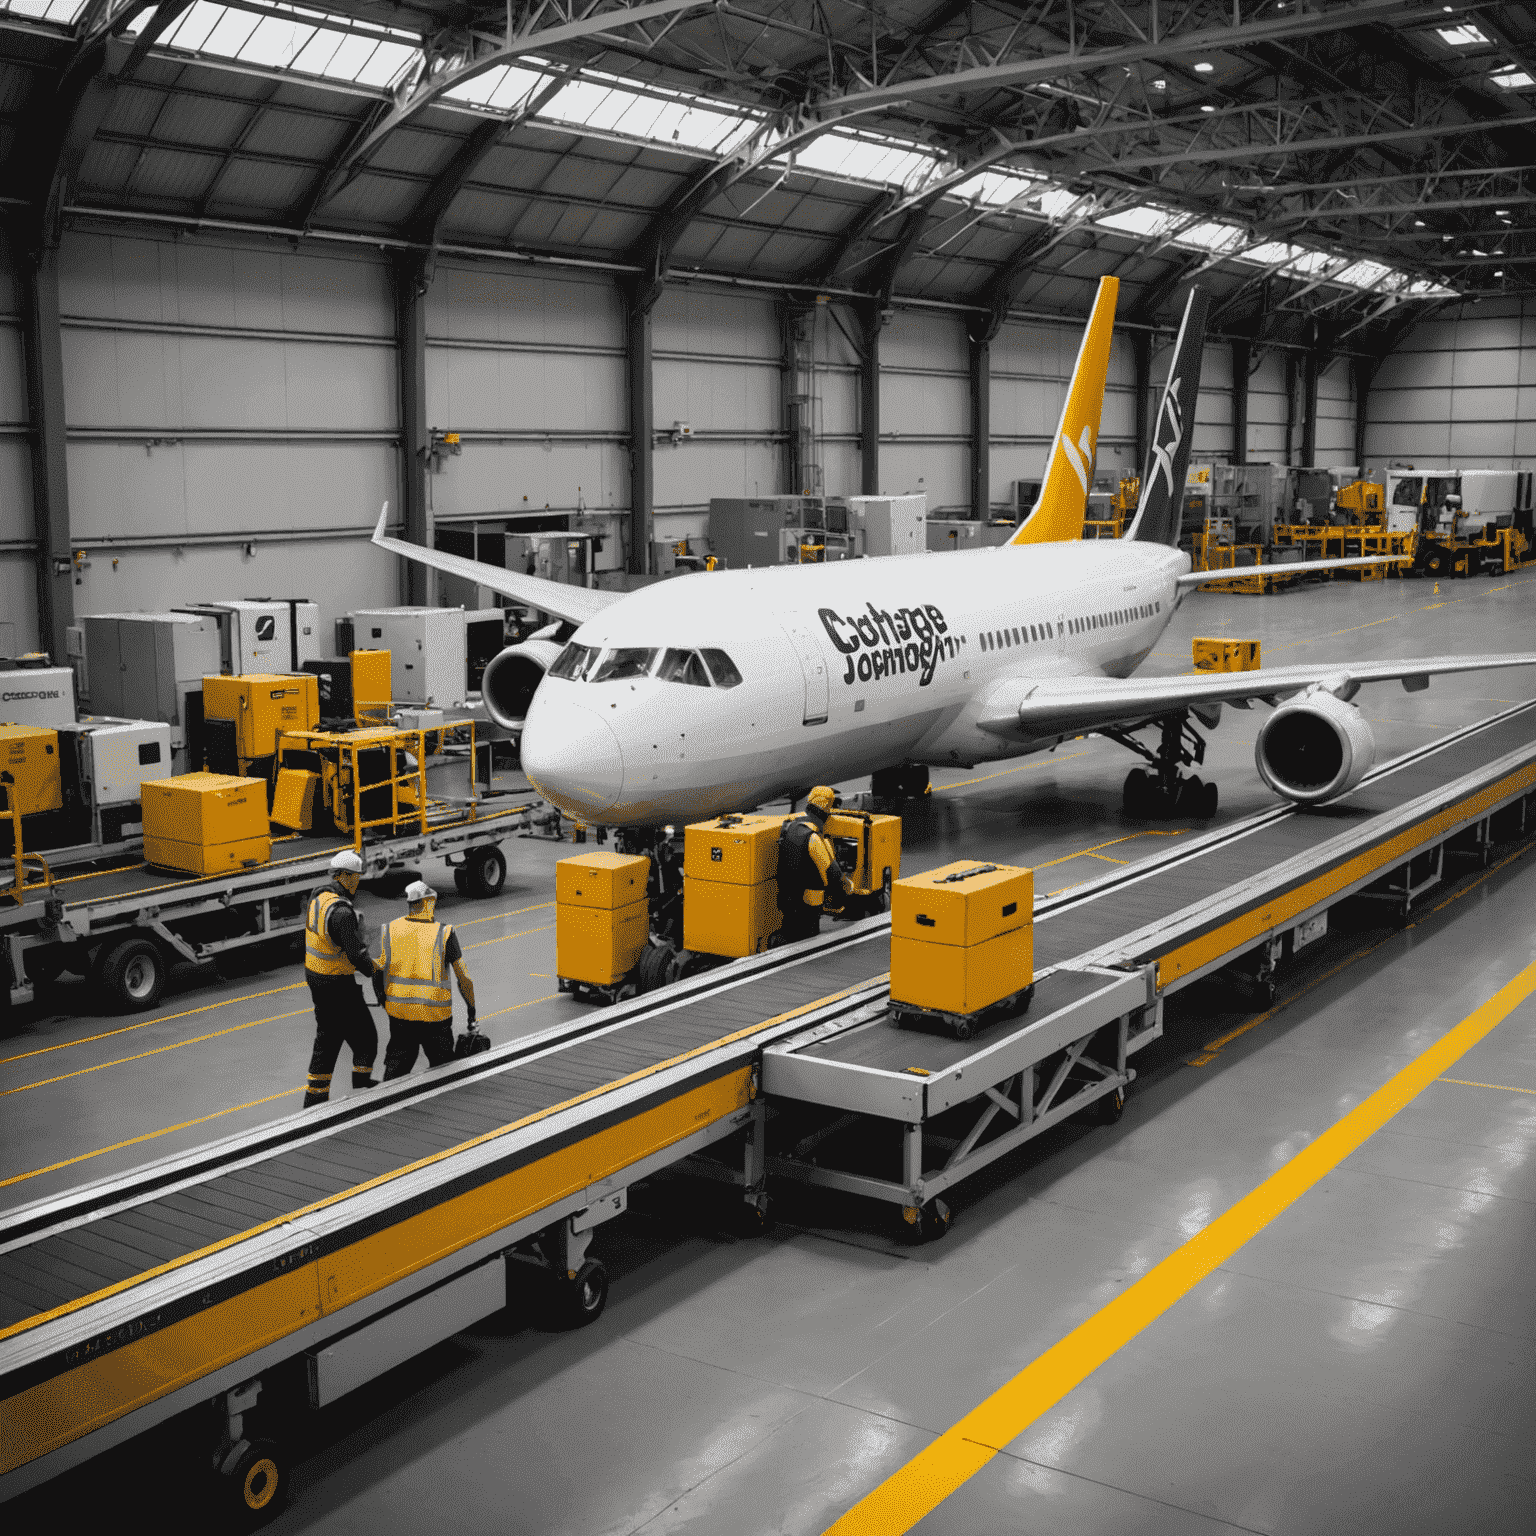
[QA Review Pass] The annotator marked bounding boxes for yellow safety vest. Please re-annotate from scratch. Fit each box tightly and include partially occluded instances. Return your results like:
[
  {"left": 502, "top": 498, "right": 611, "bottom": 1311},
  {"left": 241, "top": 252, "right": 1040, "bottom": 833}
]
[
  {"left": 305, "top": 890, "right": 356, "bottom": 977},
  {"left": 381, "top": 916, "right": 453, "bottom": 1022}
]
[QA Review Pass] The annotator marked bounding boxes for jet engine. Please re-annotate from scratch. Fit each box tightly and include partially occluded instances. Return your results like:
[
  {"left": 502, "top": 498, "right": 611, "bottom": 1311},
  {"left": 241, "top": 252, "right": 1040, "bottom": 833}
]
[
  {"left": 1254, "top": 688, "right": 1375, "bottom": 804},
  {"left": 480, "top": 638, "right": 564, "bottom": 729}
]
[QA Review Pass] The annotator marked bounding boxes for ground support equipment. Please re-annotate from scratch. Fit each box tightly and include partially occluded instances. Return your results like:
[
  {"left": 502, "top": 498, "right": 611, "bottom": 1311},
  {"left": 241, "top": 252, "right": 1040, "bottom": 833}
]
[
  {"left": 6, "top": 703, "right": 1536, "bottom": 1516},
  {"left": 889, "top": 982, "right": 1036, "bottom": 1040}
]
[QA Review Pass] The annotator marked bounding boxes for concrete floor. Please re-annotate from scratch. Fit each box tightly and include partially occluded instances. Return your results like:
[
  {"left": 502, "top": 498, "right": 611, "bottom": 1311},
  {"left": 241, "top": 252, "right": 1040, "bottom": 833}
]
[{"left": 6, "top": 566, "right": 1536, "bottom": 1532}]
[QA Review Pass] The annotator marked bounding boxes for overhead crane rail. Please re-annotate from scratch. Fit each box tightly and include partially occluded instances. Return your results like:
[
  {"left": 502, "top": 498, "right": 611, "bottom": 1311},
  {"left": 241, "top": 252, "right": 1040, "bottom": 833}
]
[{"left": 4, "top": 699, "right": 1536, "bottom": 1517}]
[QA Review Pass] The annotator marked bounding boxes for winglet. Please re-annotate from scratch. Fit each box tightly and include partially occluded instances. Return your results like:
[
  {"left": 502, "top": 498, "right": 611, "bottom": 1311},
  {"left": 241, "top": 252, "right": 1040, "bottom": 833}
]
[
  {"left": 373, "top": 502, "right": 390, "bottom": 545},
  {"left": 1010, "top": 275, "right": 1119, "bottom": 546}
]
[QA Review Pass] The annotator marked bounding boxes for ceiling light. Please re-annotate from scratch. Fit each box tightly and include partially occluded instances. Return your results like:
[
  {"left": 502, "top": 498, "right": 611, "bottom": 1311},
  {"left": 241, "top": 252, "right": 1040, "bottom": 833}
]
[
  {"left": 1151, "top": 78, "right": 1167, "bottom": 90},
  {"left": 1437, "top": 23, "right": 1488, "bottom": 45},
  {"left": 1200, "top": 104, "right": 1216, "bottom": 112},
  {"left": 1414, "top": 219, "right": 1425, "bottom": 226},
  {"left": 1194, "top": 61, "right": 1214, "bottom": 73},
  {"left": 1496, "top": 269, "right": 1505, "bottom": 276},
  {"left": 1491, "top": 67, "right": 1536, "bottom": 89}
]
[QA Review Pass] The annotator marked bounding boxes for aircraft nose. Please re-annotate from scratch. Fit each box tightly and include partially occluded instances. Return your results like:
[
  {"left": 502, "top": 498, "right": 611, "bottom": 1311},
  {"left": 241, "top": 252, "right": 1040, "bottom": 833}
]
[{"left": 521, "top": 702, "right": 624, "bottom": 814}]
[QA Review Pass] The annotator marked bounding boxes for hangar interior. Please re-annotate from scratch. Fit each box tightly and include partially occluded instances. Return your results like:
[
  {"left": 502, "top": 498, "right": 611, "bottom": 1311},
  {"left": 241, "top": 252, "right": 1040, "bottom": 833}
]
[{"left": 3, "top": 3, "right": 1536, "bottom": 1533}]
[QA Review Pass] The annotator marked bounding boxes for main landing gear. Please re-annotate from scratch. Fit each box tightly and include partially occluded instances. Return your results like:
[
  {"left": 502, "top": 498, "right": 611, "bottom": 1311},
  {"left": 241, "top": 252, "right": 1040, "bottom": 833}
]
[{"left": 1108, "top": 709, "right": 1219, "bottom": 820}]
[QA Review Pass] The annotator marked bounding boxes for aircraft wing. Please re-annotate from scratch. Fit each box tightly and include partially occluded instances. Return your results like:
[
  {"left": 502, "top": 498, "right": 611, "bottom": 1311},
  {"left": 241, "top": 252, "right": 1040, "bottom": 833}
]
[
  {"left": 371, "top": 505, "right": 622, "bottom": 626},
  {"left": 1177, "top": 555, "right": 1403, "bottom": 588},
  {"left": 977, "top": 653, "right": 1536, "bottom": 743}
]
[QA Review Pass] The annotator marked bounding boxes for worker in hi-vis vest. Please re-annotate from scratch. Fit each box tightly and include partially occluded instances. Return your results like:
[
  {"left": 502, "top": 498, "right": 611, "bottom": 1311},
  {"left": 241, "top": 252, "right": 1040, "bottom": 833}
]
[
  {"left": 776, "top": 785, "right": 852, "bottom": 945},
  {"left": 302, "top": 849, "right": 380, "bottom": 1106},
  {"left": 378, "top": 880, "right": 477, "bottom": 1079}
]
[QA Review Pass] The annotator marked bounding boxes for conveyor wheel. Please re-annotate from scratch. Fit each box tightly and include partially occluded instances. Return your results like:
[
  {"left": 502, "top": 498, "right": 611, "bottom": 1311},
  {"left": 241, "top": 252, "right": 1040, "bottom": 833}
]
[
  {"left": 899, "top": 1198, "right": 951, "bottom": 1245},
  {"left": 463, "top": 844, "right": 507, "bottom": 898},
  {"left": 1095, "top": 1086, "right": 1126, "bottom": 1125},
  {"left": 97, "top": 935, "right": 167, "bottom": 1011},
  {"left": 220, "top": 1437, "right": 287, "bottom": 1527},
  {"left": 560, "top": 1259, "right": 609, "bottom": 1327}
]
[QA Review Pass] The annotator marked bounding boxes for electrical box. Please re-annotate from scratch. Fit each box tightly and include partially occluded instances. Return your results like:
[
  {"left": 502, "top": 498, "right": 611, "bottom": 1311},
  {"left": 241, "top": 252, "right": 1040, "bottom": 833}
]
[
  {"left": 74, "top": 719, "right": 173, "bottom": 808},
  {"left": 682, "top": 877, "right": 782, "bottom": 958},
  {"left": 683, "top": 813, "right": 790, "bottom": 885},
  {"left": 927, "top": 519, "right": 1016, "bottom": 553},
  {"left": 80, "top": 611, "right": 220, "bottom": 768},
  {"left": 708, "top": 497, "right": 829, "bottom": 570},
  {"left": 351, "top": 608, "right": 468, "bottom": 707},
  {"left": 142, "top": 772, "right": 268, "bottom": 847},
  {"left": 204, "top": 673, "right": 320, "bottom": 761},
  {"left": 305, "top": 650, "right": 392, "bottom": 725},
  {"left": 556, "top": 852, "right": 651, "bottom": 909},
  {"left": 847, "top": 495, "right": 927, "bottom": 558},
  {"left": 179, "top": 600, "right": 320, "bottom": 675},
  {"left": 0, "top": 667, "right": 75, "bottom": 729},
  {"left": 1192, "top": 638, "right": 1261, "bottom": 673},
  {"left": 0, "top": 725, "right": 63, "bottom": 816}
]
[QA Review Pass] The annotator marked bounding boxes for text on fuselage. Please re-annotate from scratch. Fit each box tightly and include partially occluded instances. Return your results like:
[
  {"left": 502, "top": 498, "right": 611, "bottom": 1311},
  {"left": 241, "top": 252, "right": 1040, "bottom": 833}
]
[{"left": 819, "top": 602, "right": 955, "bottom": 687}]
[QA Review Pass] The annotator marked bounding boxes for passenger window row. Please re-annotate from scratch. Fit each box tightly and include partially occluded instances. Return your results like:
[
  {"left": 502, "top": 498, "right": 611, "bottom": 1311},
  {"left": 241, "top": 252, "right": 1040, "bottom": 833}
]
[
  {"left": 980, "top": 621, "right": 1052, "bottom": 653},
  {"left": 1067, "top": 600, "right": 1160, "bottom": 637}
]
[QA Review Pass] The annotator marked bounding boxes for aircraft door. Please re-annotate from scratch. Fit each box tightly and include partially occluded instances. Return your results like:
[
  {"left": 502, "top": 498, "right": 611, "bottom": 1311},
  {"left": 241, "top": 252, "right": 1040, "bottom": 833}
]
[{"left": 780, "top": 616, "right": 830, "bottom": 725}]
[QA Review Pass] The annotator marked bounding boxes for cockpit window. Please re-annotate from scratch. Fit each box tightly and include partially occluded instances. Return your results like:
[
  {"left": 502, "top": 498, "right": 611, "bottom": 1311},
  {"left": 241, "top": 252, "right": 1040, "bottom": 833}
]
[
  {"left": 548, "top": 642, "right": 598, "bottom": 681},
  {"left": 700, "top": 648, "right": 743, "bottom": 688},
  {"left": 588, "top": 647, "right": 658, "bottom": 683},
  {"left": 657, "top": 648, "right": 712, "bottom": 687}
]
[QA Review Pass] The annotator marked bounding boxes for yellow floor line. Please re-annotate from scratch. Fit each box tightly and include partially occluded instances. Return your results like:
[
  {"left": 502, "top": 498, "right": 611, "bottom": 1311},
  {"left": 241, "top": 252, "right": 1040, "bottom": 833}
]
[
  {"left": 462, "top": 923, "right": 554, "bottom": 952},
  {"left": 0, "top": 1086, "right": 301, "bottom": 1189},
  {"left": 1033, "top": 828, "right": 1186, "bottom": 873},
  {"left": 1439, "top": 1077, "right": 1536, "bottom": 1096},
  {"left": 454, "top": 899, "right": 555, "bottom": 927},
  {"left": 824, "top": 958, "right": 1536, "bottom": 1535},
  {"left": 1, "top": 1008, "right": 312, "bottom": 1097},
  {"left": 480, "top": 992, "right": 560, "bottom": 1021}
]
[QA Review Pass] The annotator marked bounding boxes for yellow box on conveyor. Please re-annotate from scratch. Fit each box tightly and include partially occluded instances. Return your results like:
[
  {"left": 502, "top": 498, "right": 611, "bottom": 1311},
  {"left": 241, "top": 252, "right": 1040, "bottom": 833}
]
[
  {"left": 890, "top": 928, "right": 1032, "bottom": 1016},
  {"left": 555, "top": 851, "right": 651, "bottom": 909},
  {"left": 556, "top": 898, "right": 650, "bottom": 986},
  {"left": 683, "top": 812, "right": 789, "bottom": 885},
  {"left": 1191, "top": 637, "right": 1261, "bottom": 673},
  {"left": 0, "top": 725, "right": 62, "bottom": 816},
  {"left": 682, "top": 876, "right": 782, "bottom": 957},
  {"left": 143, "top": 833, "right": 271, "bottom": 876},
  {"left": 141, "top": 772, "right": 268, "bottom": 845},
  {"left": 204, "top": 673, "right": 320, "bottom": 759},
  {"left": 890, "top": 860, "right": 1031, "bottom": 949}
]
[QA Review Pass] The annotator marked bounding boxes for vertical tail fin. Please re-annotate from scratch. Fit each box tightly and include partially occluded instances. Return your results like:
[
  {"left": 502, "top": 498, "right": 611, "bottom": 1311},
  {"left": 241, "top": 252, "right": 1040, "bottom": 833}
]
[
  {"left": 1009, "top": 275, "right": 1119, "bottom": 546},
  {"left": 1126, "top": 287, "right": 1209, "bottom": 546}
]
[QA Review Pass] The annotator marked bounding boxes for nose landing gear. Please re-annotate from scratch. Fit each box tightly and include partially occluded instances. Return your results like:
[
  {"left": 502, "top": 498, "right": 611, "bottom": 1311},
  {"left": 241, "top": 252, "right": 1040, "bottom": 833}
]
[{"left": 1109, "top": 710, "right": 1220, "bottom": 820}]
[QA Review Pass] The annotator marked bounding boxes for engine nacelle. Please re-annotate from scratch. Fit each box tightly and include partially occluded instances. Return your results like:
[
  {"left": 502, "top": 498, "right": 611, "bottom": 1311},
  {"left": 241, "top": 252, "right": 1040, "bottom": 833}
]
[
  {"left": 1255, "top": 688, "right": 1375, "bottom": 804},
  {"left": 480, "top": 638, "right": 564, "bottom": 729}
]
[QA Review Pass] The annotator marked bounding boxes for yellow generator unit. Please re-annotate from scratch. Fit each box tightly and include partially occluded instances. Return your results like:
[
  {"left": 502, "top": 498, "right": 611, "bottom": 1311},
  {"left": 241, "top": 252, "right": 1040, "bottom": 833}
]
[
  {"left": 141, "top": 772, "right": 271, "bottom": 874},
  {"left": 0, "top": 725, "right": 63, "bottom": 817},
  {"left": 682, "top": 812, "right": 789, "bottom": 957},
  {"left": 1336, "top": 480, "right": 1385, "bottom": 525},
  {"left": 555, "top": 851, "right": 651, "bottom": 993},
  {"left": 203, "top": 673, "right": 320, "bottom": 765},
  {"left": 890, "top": 860, "right": 1033, "bottom": 1034},
  {"left": 1192, "top": 637, "right": 1261, "bottom": 673}
]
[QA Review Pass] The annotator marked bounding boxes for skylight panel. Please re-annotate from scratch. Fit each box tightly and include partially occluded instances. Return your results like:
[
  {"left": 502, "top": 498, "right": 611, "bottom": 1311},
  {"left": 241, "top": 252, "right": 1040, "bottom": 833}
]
[
  {"left": 161, "top": 2, "right": 225, "bottom": 54},
  {"left": 1175, "top": 220, "right": 1246, "bottom": 253},
  {"left": 238, "top": 15, "right": 317, "bottom": 70},
  {"left": 794, "top": 131, "right": 938, "bottom": 190},
  {"left": 2, "top": 0, "right": 91, "bottom": 22},
  {"left": 1437, "top": 23, "right": 1488, "bottom": 45},
  {"left": 1035, "top": 185, "right": 1084, "bottom": 220},
  {"left": 1097, "top": 205, "right": 1174, "bottom": 237},
  {"left": 444, "top": 62, "right": 550, "bottom": 111},
  {"left": 1491, "top": 67, "right": 1536, "bottom": 89},
  {"left": 201, "top": 6, "right": 261, "bottom": 58},
  {"left": 965, "top": 169, "right": 1040, "bottom": 207},
  {"left": 533, "top": 71, "right": 754, "bottom": 154}
]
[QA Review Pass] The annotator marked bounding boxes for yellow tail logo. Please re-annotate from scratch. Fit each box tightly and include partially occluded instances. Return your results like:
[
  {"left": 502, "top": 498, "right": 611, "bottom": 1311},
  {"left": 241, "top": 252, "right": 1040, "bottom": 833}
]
[{"left": 1010, "top": 275, "right": 1119, "bottom": 546}]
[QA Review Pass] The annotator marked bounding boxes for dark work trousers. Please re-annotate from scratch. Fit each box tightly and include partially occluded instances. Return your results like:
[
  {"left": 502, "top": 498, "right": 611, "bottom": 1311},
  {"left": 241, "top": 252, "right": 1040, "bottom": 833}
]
[
  {"left": 382, "top": 1015, "right": 455, "bottom": 1079},
  {"left": 777, "top": 903, "right": 822, "bottom": 945},
  {"left": 304, "top": 978, "right": 379, "bottom": 1106}
]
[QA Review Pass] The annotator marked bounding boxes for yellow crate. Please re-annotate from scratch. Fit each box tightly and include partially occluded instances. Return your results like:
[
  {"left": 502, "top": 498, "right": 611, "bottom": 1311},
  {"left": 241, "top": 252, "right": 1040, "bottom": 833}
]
[
  {"left": 683, "top": 875, "right": 782, "bottom": 957},
  {"left": 1191, "top": 637, "right": 1261, "bottom": 673},
  {"left": 141, "top": 773, "right": 268, "bottom": 845},
  {"left": 683, "top": 812, "right": 790, "bottom": 885},
  {"left": 271, "top": 767, "right": 321, "bottom": 831},
  {"left": 555, "top": 851, "right": 651, "bottom": 910},
  {"left": 204, "top": 673, "right": 320, "bottom": 759},
  {"left": 890, "top": 927, "right": 1033, "bottom": 1016},
  {"left": 0, "top": 725, "right": 62, "bottom": 816},
  {"left": 824, "top": 809, "right": 902, "bottom": 898},
  {"left": 555, "top": 898, "right": 649, "bottom": 986},
  {"left": 350, "top": 648, "right": 391, "bottom": 718},
  {"left": 144, "top": 832, "right": 271, "bottom": 875},
  {"left": 890, "top": 861, "right": 1032, "bottom": 949}
]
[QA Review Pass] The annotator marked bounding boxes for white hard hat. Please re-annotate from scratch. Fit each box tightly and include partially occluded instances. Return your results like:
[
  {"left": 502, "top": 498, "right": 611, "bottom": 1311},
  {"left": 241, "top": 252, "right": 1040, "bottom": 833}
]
[
  {"left": 405, "top": 880, "right": 436, "bottom": 903},
  {"left": 330, "top": 850, "right": 365, "bottom": 875}
]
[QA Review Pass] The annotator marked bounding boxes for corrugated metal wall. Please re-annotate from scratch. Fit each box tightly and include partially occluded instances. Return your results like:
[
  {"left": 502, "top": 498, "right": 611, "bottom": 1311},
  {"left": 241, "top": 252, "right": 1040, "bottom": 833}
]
[
  {"left": 0, "top": 241, "right": 33, "bottom": 650},
  {"left": 1366, "top": 299, "right": 1534, "bottom": 469}
]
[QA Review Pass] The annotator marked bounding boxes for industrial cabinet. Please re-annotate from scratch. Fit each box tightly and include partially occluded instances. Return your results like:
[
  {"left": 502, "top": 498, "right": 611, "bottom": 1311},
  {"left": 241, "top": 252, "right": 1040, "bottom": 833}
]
[
  {"left": 178, "top": 599, "right": 320, "bottom": 675},
  {"left": 351, "top": 608, "right": 468, "bottom": 707}
]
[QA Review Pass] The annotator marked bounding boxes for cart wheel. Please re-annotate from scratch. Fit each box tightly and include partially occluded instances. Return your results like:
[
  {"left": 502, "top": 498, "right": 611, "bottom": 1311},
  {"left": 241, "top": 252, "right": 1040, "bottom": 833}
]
[
  {"left": 557, "top": 1259, "right": 609, "bottom": 1328},
  {"left": 899, "top": 1199, "right": 951, "bottom": 1245},
  {"left": 98, "top": 935, "right": 167, "bottom": 1011},
  {"left": 634, "top": 942, "right": 677, "bottom": 995},
  {"left": 1096, "top": 1086, "right": 1126, "bottom": 1125},
  {"left": 463, "top": 844, "right": 506, "bottom": 898},
  {"left": 221, "top": 1438, "right": 287, "bottom": 1527},
  {"left": 453, "top": 867, "right": 470, "bottom": 896},
  {"left": 23, "top": 946, "right": 66, "bottom": 985}
]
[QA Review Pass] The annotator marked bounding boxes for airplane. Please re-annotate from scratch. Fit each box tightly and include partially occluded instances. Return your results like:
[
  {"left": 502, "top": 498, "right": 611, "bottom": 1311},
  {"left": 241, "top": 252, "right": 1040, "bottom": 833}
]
[{"left": 371, "top": 276, "right": 1536, "bottom": 835}]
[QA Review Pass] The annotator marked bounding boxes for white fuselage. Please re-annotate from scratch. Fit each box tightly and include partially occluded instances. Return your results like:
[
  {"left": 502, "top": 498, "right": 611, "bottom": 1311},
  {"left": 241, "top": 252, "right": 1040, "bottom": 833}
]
[{"left": 519, "top": 541, "right": 1188, "bottom": 825}]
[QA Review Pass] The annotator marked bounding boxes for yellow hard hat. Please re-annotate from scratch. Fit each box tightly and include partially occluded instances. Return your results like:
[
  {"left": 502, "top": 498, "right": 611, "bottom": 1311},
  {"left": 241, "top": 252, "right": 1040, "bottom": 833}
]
[{"left": 807, "top": 785, "right": 836, "bottom": 813}]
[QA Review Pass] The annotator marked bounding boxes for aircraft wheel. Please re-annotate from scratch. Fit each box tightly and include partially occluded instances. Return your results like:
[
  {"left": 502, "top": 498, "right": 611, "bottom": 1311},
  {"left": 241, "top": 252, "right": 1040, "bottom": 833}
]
[
  {"left": 1122, "top": 769, "right": 1152, "bottom": 818},
  {"left": 1175, "top": 776, "right": 1205, "bottom": 818},
  {"left": 1200, "top": 780, "right": 1219, "bottom": 819}
]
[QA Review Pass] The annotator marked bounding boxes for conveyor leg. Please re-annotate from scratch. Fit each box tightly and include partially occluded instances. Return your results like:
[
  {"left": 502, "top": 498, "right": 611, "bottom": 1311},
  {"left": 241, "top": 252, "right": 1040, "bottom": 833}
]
[
  {"left": 742, "top": 1095, "right": 769, "bottom": 1215},
  {"left": 214, "top": 1377, "right": 262, "bottom": 1474}
]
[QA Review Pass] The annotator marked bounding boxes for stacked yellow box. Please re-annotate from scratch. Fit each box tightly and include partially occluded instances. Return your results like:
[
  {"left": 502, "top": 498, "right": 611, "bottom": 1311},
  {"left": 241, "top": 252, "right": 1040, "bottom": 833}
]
[
  {"left": 142, "top": 772, "right": 271, "bottom": 874},
  {"left": 890, "top": 860, "right": 1033, "bottom": 1018},
  {"left": 0, "top": 725, "right": 63, "bottom": 816},
  {"left": 203, "top": 673, "right": 320, "bottom": 760},
  {"left": 555, "top": 852, "right": 650, "bottom": 986},
  {"left": 1191, "top": 637, "right": 1261, "bottom": 673},
  {"left": 682, "top": 812, "right": 788, "bottom": 957},
  {"left": 823, "top": 808, "right": 902, "bottom": 901}
]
